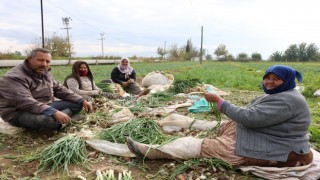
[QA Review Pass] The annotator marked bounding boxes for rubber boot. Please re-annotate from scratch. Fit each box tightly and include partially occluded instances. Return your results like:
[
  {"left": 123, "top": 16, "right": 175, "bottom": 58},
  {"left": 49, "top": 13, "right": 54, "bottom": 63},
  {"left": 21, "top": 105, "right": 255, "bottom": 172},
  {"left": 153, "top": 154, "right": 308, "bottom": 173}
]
[
  {"left": 126, "top": 137, "right": 173, "bottom": 160},
  {"left": 138, "top": 88, "right": 151, "bottom": 97}
]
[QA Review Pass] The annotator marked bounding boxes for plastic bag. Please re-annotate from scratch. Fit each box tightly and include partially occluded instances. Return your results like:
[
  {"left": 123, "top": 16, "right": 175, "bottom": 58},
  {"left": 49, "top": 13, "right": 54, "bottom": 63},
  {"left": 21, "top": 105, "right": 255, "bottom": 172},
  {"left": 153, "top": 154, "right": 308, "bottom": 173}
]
[{"left": 188, "top": 98, "right": 210, "bottom": 113}]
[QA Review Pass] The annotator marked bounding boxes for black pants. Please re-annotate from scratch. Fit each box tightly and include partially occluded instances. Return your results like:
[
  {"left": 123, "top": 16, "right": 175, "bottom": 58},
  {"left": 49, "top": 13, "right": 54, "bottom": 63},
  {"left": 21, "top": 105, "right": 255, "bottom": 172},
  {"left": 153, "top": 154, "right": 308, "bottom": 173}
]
[{"left": 9, "top": 100, "right": 82, "bottom": 131}]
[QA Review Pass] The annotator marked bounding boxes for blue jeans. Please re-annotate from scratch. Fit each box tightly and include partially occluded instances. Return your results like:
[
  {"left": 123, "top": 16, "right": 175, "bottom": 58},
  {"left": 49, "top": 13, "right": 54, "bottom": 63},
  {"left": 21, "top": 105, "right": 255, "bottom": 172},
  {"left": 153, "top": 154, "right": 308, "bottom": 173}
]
[{"left": 9, "top": 100, "right": 82, "bottom": 131}]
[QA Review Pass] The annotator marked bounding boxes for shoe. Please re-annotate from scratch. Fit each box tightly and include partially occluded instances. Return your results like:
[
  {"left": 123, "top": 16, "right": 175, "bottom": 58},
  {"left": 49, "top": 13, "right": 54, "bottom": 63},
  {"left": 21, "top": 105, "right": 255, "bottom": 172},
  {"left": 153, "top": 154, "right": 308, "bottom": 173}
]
[
  {"left": 126, "top": 137, "right": 149, "bottom": 159},
  {"left": 138, "top": 88, "right": 151, "bottom": 97},
  {"left": 126, "top": 137, "right": 173, "bottom": 160},
  {"left": 71, "top": 114, "right": 86, "bottom": 121},
  {"left": 60, "top": 123, "right": 70, "bottom": 130},
  {"left": 37, "top": 128, "right": 58, "bottom": 137}
]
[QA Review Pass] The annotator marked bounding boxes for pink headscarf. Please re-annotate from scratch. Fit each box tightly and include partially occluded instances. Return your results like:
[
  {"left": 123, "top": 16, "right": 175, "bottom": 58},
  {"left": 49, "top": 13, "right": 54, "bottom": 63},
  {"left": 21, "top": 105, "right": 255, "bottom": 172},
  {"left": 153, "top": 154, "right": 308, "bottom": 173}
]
[{"left": 117, "top": 57, "right": 134, "bottom": 79}]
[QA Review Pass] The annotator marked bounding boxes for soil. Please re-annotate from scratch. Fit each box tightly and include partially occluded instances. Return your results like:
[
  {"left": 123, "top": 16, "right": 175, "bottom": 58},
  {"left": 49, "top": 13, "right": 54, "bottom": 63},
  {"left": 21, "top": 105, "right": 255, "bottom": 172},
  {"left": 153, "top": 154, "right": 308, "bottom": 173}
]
[{"left": 0, "top": 90, "right": 262, "bottom": 179}]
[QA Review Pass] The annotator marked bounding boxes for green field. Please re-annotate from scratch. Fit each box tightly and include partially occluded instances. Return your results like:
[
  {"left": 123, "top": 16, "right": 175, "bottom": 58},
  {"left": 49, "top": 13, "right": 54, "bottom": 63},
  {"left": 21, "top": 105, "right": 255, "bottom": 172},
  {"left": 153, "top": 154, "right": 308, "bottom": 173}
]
[
  {"left": 1, "top": 61, "right": 320, "bottom": 149},
  {"left": 0, "top": 61, "right": 320, "bottom": 179}
]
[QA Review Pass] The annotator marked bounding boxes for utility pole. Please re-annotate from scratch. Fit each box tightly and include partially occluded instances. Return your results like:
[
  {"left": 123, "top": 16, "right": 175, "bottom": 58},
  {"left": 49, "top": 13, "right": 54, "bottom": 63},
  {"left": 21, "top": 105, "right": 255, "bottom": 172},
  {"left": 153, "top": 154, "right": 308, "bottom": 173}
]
[
  {"left": 62, "top": 17, "right": 72, "bottom": 65},
  {"left": 97, "top": 33, "right": 105, "bottom": 65},
  {"left": 40, "top": 0, "right": 45, "bottom": 48},
  {"left": 200, "top": 26, "right": 203, "bottom": 64}
]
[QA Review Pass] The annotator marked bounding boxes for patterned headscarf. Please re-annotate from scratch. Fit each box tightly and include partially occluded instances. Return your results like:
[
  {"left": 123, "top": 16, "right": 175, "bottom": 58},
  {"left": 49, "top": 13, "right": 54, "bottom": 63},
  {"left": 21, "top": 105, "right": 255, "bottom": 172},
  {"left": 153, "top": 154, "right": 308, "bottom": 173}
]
[
  {"left": 262, "top": 65, "right": 303, "bottom": 94},
  {"left": 117, "top": 57, "right": 133, "bottom": 79}
]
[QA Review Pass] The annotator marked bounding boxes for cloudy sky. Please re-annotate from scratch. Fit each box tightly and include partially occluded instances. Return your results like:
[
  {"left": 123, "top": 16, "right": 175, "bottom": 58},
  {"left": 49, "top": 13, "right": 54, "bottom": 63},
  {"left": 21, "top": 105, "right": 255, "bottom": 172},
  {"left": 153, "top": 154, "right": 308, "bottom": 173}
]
[{"left": 1, "top": 0, "right": 319, "bottom": 59}]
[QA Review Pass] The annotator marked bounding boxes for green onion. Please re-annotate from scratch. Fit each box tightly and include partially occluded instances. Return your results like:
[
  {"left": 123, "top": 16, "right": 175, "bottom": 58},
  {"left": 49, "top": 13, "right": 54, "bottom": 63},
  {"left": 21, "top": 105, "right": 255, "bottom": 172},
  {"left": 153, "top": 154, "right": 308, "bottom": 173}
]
[
  {"left": 97, "top": 118, "right": 176, "bottom": 145},
  {"left": 36, "top": 135, "right": 88, "bottom": 174},
  {"left": 169, "top": 79, "right": 202, "bottom": 94},
  {"left": 169, "top": 158, "right": 233, "bottom": 180}
]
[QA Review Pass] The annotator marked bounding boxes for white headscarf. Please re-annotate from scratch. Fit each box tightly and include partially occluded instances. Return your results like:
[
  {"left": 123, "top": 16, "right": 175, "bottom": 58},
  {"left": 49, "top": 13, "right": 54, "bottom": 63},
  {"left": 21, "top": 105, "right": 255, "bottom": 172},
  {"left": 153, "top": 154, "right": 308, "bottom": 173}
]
[{"left": 117, "top": 57, "right": 134, "bottom": 79}]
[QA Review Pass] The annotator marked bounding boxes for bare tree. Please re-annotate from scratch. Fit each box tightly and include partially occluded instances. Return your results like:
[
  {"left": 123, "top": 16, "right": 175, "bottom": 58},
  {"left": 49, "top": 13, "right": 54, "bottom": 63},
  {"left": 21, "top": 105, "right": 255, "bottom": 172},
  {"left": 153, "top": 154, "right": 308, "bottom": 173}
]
[
  {"left": 214, "top": 44, "right": 228, "bottom": 60},
  {"left": 28, "top": 33, "right": 74, "bottom": 59},
  {"left": 156, "top": 47, "right": 167, "bottom": 60}
]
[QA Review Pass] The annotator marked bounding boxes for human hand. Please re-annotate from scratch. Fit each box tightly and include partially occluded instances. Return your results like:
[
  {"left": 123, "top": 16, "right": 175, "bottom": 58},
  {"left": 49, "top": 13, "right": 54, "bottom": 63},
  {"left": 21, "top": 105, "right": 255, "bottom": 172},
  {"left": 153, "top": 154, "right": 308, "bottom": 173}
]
[
  {"left": 82, "top": 100, "right": 93, "bottom": 112},
  {"left": 90, "top": 89, "right": 100, "bottom": 95},
  {"left": 128, "top": 79, "right": 134, "bottom": 84},
  {"left": 53, "top": 111, "right": 71, "bottom": 124},
  {"left": 122, "top": 81, "right": 129, "bottom": 87},
  {"left": 204, "top": 92, "right": 222, "bottom": 103}
]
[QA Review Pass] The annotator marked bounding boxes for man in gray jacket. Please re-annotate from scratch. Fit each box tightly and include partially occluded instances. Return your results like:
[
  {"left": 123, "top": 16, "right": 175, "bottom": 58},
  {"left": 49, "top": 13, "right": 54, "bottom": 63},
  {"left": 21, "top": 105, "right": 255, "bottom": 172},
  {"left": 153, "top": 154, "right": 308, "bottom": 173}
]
[{"left": 0, "top": 48, "right": 92, "bottom": 134}]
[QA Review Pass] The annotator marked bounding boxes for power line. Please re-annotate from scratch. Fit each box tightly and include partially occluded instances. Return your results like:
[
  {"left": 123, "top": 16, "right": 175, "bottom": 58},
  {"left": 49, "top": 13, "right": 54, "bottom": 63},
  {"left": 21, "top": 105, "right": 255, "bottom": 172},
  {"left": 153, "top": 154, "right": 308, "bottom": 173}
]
[
  {"left": 188, "top": 0, "right": 201, "bottom": 28},
  {"left": 46, "top": 0, "right": 136, "bottom": 45}
]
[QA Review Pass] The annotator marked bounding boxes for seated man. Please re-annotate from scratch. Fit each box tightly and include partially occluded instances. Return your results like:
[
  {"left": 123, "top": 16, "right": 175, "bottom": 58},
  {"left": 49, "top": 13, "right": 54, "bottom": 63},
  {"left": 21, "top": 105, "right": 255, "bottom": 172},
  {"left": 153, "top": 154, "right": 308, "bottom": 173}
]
[{"left": 0, "top": 48, "right": 92, "bottom": 134}]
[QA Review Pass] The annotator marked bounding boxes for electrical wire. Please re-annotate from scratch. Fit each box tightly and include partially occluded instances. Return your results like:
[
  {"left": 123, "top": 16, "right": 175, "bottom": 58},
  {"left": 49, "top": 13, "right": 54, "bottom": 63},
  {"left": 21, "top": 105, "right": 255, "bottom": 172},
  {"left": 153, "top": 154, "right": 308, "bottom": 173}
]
[
  {"left": 46, "top": 0, "right": 136, "bottom": 45},
  {"left": 188, "top": 0, "right": 202, "bottom": 28}
]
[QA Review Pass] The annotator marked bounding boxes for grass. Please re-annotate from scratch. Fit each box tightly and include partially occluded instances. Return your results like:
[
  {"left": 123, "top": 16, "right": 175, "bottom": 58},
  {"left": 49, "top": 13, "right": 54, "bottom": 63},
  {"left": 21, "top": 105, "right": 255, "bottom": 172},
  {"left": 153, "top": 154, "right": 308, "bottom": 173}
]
[
  {"left": 1, "top": 60, "right": 320, "bottom": 178},
  {"left": 1, "top": 61, "right": 320, "bottom": 148}
]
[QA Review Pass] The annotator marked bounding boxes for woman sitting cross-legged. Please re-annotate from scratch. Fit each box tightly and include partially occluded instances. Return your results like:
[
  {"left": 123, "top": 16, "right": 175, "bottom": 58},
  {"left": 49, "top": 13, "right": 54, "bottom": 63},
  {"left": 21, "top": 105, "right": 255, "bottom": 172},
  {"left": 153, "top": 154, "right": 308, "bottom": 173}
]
[
  {"left": 111, "top": 57, "right": 143, "bottom": 95},
  {"left": 64, "top": 61, "right": 118, "bottom": 101},
  {"left": 126, "top": 65, "right": 313, "bottom": 167}
]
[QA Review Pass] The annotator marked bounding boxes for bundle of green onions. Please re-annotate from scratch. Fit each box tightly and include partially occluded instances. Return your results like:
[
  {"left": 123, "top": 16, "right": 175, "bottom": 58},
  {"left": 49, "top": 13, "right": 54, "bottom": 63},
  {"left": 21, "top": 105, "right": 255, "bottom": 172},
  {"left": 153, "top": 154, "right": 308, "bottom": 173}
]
[
  {"left": 97, "top": 118, "right": 175, "bottom": 144},
  {"left": 37, "top": 135, "right": 88, "bottom": 174},
  {"left": 169, "top": 158, "right": 233, "bottom": 180},
  {"left": 96, "top": 81, "right": 113, "bottom": 93},
  {"left": 209, "top": 102, "right": 221, "bottom": 123},
  {"left": 169, "top": 78, "right": 202, "bottom": 94}
]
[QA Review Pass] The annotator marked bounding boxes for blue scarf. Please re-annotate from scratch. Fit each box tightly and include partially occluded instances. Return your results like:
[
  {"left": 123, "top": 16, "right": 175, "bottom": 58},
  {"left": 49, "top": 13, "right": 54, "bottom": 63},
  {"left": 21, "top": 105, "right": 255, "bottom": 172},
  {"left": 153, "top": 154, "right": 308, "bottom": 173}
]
[{"left": 262, "top": 65, "right": 303, "bottom": 94}]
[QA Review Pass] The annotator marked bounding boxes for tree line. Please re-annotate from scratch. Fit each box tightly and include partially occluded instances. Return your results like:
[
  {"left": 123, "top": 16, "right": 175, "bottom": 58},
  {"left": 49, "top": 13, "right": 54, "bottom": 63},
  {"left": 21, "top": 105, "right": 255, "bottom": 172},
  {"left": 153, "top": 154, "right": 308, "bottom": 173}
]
[
  {"left": 1, "top": 33, "right": 319, "bottom": 62},
  {"left": 157, "top": 41, "right": 320, "bottom": 62}
]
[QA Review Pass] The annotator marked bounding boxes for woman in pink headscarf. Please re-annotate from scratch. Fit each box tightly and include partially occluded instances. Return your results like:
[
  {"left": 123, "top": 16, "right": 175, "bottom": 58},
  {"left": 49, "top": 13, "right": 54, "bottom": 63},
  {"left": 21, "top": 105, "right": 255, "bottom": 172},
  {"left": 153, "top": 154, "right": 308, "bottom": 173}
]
[{"left": 111, "top": 57, "right": 142, "bottom": 95}]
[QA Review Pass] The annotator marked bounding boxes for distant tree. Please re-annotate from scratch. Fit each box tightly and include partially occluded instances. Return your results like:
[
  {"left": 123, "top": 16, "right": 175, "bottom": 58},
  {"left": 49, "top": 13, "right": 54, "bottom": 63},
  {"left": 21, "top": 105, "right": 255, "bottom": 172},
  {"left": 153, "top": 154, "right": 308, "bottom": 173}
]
[
  {"left": 205, "top": 54, "right": 213, "bottom": 60},
  {"left": 284, "top": 44, "right": 298, "bottom": 62},
  {"left": 298, "top": 42, "right": 308, "bottom": 62},
  {"left": 306, "top": 43, "right": 318, "bottom": 61},
  {"left": 157, "top": 47, "right": 167, "bottom": 60},
  {"left": 130, "top": 55, "right": 138, "bottom": 60},
  {"left": 226, "top": 54, "right": 235, "bottom": 61},
  {"left": 269, "top": 51, "right": 283, "bottom": 62},
  {"left": 28, "top": 32, "right": 74, "bottom": 58},
  {"left": 182, "top": 39, "right": 198, "bottom": 60},
  {"left": 186, "top": 39, "right": 191, "bottom": 53},
  {"left": 0, "top": 50, "right": 24, "bottom": 59},
  {"left": 236, "top": 52, "right": 248, "bottom": 61},
  {"left": 251, "top": 52, "right": 262, "bottom": 61},
  {"left": 214, "top": 44, "right": 228, "bottom": 60},
  {"left": 168, "top": 44, "right": 180, "bottom": 60},
  {"left": 14, "top": 51, "right": 22, "bottom": 57}
]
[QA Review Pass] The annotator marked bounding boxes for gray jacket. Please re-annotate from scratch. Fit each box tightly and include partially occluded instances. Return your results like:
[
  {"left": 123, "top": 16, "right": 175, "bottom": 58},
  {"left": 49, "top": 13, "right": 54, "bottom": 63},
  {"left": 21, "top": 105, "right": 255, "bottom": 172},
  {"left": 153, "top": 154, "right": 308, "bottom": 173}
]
[
  {"left": 220, "top": 89, "right": 311, "bottom": 162},
  {"left": 0, "top": 60, "right": 82, "bottom": 122}
]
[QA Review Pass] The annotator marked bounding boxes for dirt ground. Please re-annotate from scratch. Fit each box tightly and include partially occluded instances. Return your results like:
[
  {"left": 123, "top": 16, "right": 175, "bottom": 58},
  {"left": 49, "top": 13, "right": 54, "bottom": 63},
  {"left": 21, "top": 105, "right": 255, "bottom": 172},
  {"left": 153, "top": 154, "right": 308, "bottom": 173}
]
[{"left": 0, "top": 90, "right": 263, "bottom": 180}]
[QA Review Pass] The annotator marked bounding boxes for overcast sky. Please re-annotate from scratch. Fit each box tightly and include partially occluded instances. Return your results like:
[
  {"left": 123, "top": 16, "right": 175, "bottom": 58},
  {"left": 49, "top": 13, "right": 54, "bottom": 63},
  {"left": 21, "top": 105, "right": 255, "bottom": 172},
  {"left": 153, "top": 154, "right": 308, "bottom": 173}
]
[{"left": 1, "top": 0, "right": 320, "bottom": 59}]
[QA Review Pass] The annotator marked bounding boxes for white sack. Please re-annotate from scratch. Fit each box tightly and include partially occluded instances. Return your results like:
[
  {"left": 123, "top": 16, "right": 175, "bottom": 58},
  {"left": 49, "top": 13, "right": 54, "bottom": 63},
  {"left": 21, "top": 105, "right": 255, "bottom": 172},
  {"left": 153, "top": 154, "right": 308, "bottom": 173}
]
[
  {"left": 86, "top": 139, "right": 135, "bottom": 157},
  {"left": 0, "top": 118, "right": 24, "bottom": 135},
  {"left": 147, "top": 84, "right": 172, "bottom": 94},
  {"left": 314, "top": 89, "right": 320, "bottom": 96},
  {"left": 147, "top": 100, "right": 193, "bottom": 115},
  {"left": 239, "top": 148, "right": 320, "bottom": 180},
  {"left": 141, "top": 71, "right": 174, "bottom": 87},
  {"left": 110, "top": 107, "right": 134, "bottom": 124},
  {"left": 148, "top": 137, "right": 204, "bottom": 160},
  {"left": 157, "top": 113, "right": 218, "bottom": 132}
]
